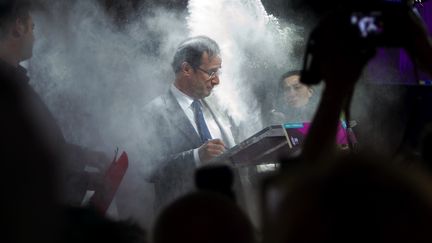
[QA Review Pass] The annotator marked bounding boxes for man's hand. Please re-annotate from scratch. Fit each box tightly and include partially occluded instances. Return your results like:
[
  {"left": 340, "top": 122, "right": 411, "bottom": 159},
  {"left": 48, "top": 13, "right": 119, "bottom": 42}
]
[{"left": 198, "top": 139, "right": 226, "bottom": 163}]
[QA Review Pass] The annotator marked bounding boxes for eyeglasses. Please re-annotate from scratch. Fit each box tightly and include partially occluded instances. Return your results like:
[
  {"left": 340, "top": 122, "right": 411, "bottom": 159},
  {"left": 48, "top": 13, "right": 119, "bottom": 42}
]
[{"left": 196, "top": 67, "right": 221, "bottom": 79}]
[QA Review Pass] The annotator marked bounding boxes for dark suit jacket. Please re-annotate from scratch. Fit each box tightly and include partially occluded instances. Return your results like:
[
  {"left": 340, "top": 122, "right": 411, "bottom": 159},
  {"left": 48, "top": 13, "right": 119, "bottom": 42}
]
[
  {"left": 0, "top": 61, "right": 61, "bottom": 242},
  {"left": 142, "top": 89, "right": 236, "bottom": 209},
  {"left": 0, "top": 60, "right": 107, "bottom": 206}
]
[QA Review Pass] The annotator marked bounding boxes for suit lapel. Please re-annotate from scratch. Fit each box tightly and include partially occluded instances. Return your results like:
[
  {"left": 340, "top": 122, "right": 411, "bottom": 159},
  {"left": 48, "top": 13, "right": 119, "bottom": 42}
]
[{"left": 164, "top": 91, "right": 202, "bottom": 147}]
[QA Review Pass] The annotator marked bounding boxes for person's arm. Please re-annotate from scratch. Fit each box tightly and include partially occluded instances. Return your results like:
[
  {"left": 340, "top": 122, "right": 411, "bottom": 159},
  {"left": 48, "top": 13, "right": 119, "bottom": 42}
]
[
  {"left": 301, "top": 83, "right": 354, "bottom": 163},
  {"left": 142, "top": 120, "right": 225, "bottom": 182},
  {"left": 300, "top": 7, "right": 432, "bottom": 163},
  {"left": 299, "top": 14, "right": 374, "bottom": 163},
  {"left": 146, "top": 149, "right": 195, "bottom": 182},
  {"left": 145, "top": 139, "right": 225, "bottom": 182}
]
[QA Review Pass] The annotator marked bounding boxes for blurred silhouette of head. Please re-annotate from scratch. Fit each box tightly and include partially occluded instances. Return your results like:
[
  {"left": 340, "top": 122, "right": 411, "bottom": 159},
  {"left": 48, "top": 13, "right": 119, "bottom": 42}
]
[
  {"left": 195, "top": 164, "right": 236, "bottom": 201},
  {"left": 153, "top": 191, "right": 256, "bottom": 243},
  {"left": 0, "top": 0, "right": 35, "bottom": 64},
  {"left": 62, "top": 206, "right": 147, "bottom": 243},
  {"left": 263, "top": 153, "right": 432, "bottom": 243}
]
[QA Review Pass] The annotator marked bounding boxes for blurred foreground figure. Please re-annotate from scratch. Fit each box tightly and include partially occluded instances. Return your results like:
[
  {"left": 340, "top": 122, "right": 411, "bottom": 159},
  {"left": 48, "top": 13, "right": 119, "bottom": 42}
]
[
  {"left": 194, "top": 164, "right": 236, "bottom": 201},
  {"left": 259, "top": 1, "right": 432, "bottom": 242},
  {"left": 0, "top": 0, "right": 60, "bottom": 242},
  {"left": 62, "top": 206, "right": 147, "bottom": 243},
  {"left": 153, "top": 191, "right": 256, "bottom": 243},
  {"left": 262, "top": 155, "right": 432, "bottom": 243},
  {"left": 0, "top": 0, "right": 110, "bottom": 208},
  {"left": 0, "top": 1, "right": 112, "bottom": 241},
  {"left": 296, "top": 0, "right": 432, "bottom": 162}
]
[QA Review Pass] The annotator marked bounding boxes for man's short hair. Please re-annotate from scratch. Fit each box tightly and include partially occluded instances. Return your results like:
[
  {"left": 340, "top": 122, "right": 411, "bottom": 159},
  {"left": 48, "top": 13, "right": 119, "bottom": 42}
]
[
  {"left": 278, "top": 70, "right": 303, "bottom": 90},
  {"left": 0, "top": 0, "right": 32, "bottom": 39},
  {"left": 280, "top": 70, "right": 301, "bottom": 83},
  {"left": 171, "top": 36, "right": 220, "bottom": 73}
]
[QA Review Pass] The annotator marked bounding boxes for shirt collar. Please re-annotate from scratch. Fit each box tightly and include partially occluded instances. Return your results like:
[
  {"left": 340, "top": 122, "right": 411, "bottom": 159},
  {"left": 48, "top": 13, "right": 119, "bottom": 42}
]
[
  {"left": 0, "top": 59, "right": 29, "bottom": 84},
  {"left": 170, "top": 84, "right": 196, "bottom": 112}
]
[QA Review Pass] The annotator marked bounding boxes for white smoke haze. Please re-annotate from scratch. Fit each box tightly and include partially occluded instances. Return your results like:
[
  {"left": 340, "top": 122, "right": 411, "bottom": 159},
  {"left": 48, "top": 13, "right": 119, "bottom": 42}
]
[
  {"left": 351, "top": 77, "right": 408, "bottom": 155},
  {"left": 24, "top": 0, "right": 368, "bottom": 227},
  {"left": 29, "top": 0, "right": 190, "bottom": 226},
  {"left": 31, "top": 1, "right": 188, "bottom": 151},
  {"left": 22, "top": 0, "right": 416, "bottom": 229}
]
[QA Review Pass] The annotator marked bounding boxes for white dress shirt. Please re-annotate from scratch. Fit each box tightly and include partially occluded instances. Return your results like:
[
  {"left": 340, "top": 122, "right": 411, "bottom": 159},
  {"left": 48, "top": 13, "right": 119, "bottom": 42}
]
[{"left": 170, "top": 84, "right": 224, "bottom": 165}]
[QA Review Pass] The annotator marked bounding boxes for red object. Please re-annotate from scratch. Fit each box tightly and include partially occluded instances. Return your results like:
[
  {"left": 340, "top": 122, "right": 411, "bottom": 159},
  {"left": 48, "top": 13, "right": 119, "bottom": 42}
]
[{"left": 90, "top": 151, "right": 129, "bottom": 214}]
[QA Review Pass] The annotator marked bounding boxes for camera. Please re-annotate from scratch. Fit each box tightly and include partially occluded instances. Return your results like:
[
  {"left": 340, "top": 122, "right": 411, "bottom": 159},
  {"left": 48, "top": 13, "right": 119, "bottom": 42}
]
[
  {"left": 300, "top": 0, "right": 420, "bottom": 85},
  {"left": 350, "top": 0, "right": 413, "bottom": 46}
]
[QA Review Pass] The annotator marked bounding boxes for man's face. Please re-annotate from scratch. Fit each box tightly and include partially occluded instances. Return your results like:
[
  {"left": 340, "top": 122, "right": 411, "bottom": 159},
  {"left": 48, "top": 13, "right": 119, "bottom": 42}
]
[
  {"left": 282, "top": 75, "right": 312, "bottom": 108},
  {"left": 188, "top": 52, "right": 222, "bottom": 99},
  {"left": 18, "top": 15, "right": 35, "bottom": 61}
]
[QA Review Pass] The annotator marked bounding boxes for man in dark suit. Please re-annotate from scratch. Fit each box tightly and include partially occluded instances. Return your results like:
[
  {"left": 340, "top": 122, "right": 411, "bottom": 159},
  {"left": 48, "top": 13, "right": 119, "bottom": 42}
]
[
  {"left": 0, "top": 0, "right": 108, "bottom": 219},
  {"left": 0, "top": 2, "right": 59, "bottom": 242},
  {"left": 142, "top": 36, "right": 237, "bottom": 209}
]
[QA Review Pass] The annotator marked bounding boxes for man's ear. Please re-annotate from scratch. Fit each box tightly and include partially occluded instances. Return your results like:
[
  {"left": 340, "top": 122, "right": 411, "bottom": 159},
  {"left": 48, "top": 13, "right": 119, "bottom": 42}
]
[
  {"left": 181, "top": 62, "right": 193, "bottom": 76},
  {"left": 11, "top": 18, "right": 26, "bottom": 39}
]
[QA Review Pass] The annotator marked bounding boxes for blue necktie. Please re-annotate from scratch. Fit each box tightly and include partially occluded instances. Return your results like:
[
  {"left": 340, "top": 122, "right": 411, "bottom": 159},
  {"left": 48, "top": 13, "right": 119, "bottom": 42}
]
[{"left": 192, "top": 100, "right": 212, "bottom": 143}]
